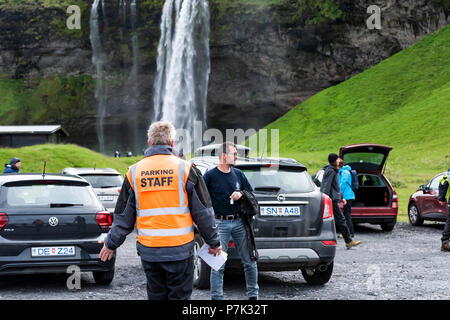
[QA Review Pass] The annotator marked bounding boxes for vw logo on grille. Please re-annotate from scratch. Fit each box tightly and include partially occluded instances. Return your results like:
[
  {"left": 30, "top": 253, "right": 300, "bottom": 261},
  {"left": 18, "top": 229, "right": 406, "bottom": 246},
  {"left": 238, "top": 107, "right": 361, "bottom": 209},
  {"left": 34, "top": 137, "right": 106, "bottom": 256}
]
[
  {"left": 48, "top": 217, "right": 59, "bottom": 227},
  {"left": 277, "top": 194, "right": 286, "bottom": 202}
]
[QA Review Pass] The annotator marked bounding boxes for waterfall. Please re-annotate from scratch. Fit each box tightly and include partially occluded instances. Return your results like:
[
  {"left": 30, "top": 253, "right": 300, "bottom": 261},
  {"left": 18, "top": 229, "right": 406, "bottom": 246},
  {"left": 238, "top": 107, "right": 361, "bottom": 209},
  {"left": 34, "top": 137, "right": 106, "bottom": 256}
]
[
  {"left": 130, "top": 0, "right": 140, "bottom": 147},
  {"left": 152, "top": 0, "right": 211, "bottom": 139},
  {"left": 119, "top": 0, "right": 126, "bottom": 42},
  {"left": 90, "top": 0, "right": 107, "bottom": 154}
]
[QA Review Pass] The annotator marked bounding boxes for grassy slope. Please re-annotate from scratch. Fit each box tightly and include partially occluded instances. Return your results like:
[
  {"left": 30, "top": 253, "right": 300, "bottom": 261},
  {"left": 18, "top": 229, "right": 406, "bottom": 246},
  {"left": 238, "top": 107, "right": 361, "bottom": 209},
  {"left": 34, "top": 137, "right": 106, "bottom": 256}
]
[
  {"left": 256, "top": 24, "right": 450, "bottom": 222},
  {"left": 0, "top": 144, "right": 143, "bottom": 176}
]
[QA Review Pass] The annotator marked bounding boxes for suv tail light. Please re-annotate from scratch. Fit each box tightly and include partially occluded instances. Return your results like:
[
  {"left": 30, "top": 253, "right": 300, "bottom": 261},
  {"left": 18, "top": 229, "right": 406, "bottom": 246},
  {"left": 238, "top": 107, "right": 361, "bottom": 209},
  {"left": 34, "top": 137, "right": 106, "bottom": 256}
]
[
  {"left": 96, "top": 211, "right": 112, "bottom": 230},
  {"left": 322, "top": 194, "right": 333, "bottom": 219},
  {"left": 392, "top": 191, "right": 398, "bottom": 209},
  {"left": 0, "top": 213, "right": 9, "bottom": 231}
]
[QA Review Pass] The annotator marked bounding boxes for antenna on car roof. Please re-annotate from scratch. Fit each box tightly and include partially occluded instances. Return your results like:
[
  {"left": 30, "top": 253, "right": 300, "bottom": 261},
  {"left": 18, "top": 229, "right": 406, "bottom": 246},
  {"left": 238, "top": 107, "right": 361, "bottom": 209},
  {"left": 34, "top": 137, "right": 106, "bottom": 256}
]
[
  {"left": 42, "top": 161, "right": 47, "bottom": 178},
  {"left": 94, "top": 163, "right": 96, "bottom": 170},
  {"left": 259, "top": 134, "right": 267, "bottom": 161}
]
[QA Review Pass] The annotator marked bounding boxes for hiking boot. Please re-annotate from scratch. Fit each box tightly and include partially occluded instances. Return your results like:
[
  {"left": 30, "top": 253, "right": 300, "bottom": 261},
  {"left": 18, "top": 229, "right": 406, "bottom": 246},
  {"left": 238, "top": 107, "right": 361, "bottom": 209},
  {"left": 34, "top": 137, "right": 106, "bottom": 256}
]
[
  {"left": 345, "top": 240, "right": 361, "bottom": 249},
  {"left": 441, "top": 241, "right": 450, "bottom": 252}
]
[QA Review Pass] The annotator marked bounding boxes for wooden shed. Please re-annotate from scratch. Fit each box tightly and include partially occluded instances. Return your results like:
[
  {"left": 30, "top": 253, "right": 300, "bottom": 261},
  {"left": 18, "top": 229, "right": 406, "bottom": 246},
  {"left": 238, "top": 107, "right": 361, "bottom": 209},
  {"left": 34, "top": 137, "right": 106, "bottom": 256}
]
[{"left": 0, "top": 125, "right": 69, "bottom": 147}]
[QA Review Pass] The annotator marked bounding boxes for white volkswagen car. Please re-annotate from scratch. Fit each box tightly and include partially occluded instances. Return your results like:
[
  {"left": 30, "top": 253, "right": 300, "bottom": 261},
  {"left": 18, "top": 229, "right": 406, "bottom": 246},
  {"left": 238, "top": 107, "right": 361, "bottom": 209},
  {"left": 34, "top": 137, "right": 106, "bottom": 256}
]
[{"left": 61, "top": 168, "right": 123, "bottom": 213}]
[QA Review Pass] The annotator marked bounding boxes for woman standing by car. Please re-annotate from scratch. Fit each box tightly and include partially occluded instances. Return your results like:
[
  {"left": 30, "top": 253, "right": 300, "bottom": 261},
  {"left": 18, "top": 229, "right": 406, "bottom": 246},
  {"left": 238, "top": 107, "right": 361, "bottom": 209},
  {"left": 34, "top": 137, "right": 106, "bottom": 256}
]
[{"left": 339, "top": 164, "right": 356, "bottom": 238}]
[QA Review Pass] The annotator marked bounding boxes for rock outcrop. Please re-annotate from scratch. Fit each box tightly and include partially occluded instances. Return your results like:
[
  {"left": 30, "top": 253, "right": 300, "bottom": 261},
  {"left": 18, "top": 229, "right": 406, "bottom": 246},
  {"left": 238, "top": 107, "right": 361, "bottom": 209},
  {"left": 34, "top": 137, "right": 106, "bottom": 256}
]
[{"left": 0, "top": 0, "right": 448, "bottom": 152}]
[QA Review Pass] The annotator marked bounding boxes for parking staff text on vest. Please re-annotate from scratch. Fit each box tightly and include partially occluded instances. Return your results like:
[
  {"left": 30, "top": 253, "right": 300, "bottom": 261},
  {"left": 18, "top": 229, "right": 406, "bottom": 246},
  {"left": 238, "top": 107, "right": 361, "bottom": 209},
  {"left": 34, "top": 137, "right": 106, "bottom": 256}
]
[{"left": 139, "top": 169, "right": 175, "bottom": 189}]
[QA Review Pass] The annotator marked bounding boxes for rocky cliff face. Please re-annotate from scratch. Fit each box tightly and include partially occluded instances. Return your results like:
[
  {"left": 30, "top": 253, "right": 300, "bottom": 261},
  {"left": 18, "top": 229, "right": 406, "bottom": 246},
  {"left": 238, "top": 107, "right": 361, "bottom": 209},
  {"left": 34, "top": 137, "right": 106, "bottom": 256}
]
[
  {"left": 206, "top": 0, "right": 449, "bottom": 131},
  {"left": 0, "top": 0, "right": 448, "bottom": 152}
]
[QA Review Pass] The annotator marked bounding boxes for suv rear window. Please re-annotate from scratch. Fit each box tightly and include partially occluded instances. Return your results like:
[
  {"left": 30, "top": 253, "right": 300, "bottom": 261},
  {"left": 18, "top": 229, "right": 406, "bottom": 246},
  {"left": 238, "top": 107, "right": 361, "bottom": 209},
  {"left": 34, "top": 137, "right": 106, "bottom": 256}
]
[
  {"left": 240, "top": 166, "right": 315, "bottom": 193},
  {"left": 358, "top": 174, "right": 386, "bottom": 187},
  {"left": 2, "top": 182, "right": 100, "bottom": 208},
  {"left": 78, "top": 174, "right": 123, "bottom": 188},
  {"left": 343, "top": 152, "right": 385, "bottom": 167}
]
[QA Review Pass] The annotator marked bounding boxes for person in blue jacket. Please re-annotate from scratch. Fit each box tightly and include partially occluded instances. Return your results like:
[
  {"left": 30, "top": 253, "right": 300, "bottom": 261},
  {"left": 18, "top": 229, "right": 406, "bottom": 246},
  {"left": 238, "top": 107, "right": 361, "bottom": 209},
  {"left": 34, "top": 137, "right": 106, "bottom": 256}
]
[
  {"left": 339, "top": 163, "right": 355, "bottom": 237},
  {"left": 2, "top": 157, "right": 21, "bottom": 174}
]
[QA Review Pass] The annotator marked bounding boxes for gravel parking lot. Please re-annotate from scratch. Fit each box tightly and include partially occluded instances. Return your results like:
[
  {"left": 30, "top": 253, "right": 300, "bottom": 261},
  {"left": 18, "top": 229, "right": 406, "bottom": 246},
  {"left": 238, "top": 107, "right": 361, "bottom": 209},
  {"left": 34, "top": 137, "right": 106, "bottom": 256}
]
[{"left": 1, "top": 222, "right": 450, "bottom": 300}]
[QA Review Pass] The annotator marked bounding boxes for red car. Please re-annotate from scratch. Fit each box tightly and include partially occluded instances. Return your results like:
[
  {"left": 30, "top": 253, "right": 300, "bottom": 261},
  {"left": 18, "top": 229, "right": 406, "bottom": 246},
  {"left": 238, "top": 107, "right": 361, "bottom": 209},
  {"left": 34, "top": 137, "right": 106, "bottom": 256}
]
[
  {"left": 340, "top": 144, "right": 398, "bottom": 231},
  {"left": 408, "top": 172, "right": 449, "bottom": 226},
  {"left": 313, "top": 143, "right": 398, "bottom": 231}
]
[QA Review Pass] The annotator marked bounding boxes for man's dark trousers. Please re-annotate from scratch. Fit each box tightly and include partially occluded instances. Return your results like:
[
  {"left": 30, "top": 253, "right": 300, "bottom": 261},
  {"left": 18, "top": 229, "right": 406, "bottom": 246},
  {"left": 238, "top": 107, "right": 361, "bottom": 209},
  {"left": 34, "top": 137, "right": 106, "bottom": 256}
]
[
  {"left": 441, "top": 205, "right": 450, "bottom": 242},
  {"left": 332, "top": 200, "right": 352, "bottom": 243},
  {"left": 140, "top": 256, "right": 194, "bottom": 300},
  {"left": 342, "top": 200, "right": 354, "bottom": 236}
]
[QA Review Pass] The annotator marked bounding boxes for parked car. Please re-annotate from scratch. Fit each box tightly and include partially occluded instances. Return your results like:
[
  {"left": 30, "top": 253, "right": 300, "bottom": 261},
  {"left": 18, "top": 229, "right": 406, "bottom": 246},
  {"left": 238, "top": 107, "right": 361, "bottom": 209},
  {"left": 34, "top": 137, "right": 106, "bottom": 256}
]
[
  {"left": 194, "top": 144, "right": 250, "bottom": 158},
  {"left": 408, "top": 171, "right": 449, "bottom": 226},
  {"left": 312, "top": 144, "right": 398, "bottom": 231},
  {"left": 61, "top": 168, "right": 123, "bottom": 213},
  {"left": 0, "top": 173, "right": 115, "bottom": 284},
  {"left": 190, "top": 155, "right": 337, "bottom": 288}
]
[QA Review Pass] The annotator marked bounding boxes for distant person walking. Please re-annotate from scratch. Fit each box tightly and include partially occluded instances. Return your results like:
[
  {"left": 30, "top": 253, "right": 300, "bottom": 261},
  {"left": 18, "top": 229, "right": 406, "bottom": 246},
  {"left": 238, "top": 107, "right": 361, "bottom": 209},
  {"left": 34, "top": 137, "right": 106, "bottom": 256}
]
[
  {"left": 203, "top": 142, "right": 259, "bottom": 300},
  {"left": 99, "top": 121, "right": 221, "bottom": 299},
  {"left": 2, "top": 157, "right": 21, "bottom": 174},
  {"left": 339, "top": 163, "right": 356, "bottom": 237},
  {"left": 321, "top": 153, "right": 360, "bottom": 249},
  {"left": 439, "top": 169, "right": 450, "bottom": 251}
]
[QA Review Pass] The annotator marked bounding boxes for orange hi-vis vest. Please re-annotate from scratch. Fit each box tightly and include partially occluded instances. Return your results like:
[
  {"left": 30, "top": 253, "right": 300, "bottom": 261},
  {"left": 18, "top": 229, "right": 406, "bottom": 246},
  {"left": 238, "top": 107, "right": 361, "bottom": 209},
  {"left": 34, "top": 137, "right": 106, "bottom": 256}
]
[{"left": 127, "top": 154, "right": 194, "bottom": 247}]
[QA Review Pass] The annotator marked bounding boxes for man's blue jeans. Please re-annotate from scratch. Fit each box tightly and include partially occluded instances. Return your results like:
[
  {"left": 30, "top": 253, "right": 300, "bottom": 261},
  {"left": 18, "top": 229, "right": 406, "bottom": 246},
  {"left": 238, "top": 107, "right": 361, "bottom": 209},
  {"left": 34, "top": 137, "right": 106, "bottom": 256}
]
[{"left": 210, "top": 217, "right": 259, "bottom": 300}]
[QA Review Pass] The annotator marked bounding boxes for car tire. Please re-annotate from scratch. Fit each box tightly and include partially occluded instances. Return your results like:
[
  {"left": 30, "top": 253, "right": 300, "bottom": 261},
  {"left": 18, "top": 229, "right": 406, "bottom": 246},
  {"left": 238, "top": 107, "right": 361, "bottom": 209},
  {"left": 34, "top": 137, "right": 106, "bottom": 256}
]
[
  {"left": 193, "top": 233, "right": 211, "bottom": 289},
  {"left": 301, "top": 261, "right": 333, "bottom": 285},
  {"left": 408, "top": 203, "right": 424, "bottom": 226},
  {"left": 380, "top": 219, "right": 396, "bottom": 232},
  {"left": 93, "top": 268, "right": 115, "bottom": 285}
]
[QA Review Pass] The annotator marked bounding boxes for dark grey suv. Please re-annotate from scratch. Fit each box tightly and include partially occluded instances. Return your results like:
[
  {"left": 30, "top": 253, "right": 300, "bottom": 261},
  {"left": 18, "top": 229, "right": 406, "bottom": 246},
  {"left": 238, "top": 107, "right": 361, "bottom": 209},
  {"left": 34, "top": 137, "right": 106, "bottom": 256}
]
[
  {"left": 190, "top": 156, "right": 337, "bottom": 288},
  {"left": 0, "top": 173, "right": 115, "bottom": 285}
]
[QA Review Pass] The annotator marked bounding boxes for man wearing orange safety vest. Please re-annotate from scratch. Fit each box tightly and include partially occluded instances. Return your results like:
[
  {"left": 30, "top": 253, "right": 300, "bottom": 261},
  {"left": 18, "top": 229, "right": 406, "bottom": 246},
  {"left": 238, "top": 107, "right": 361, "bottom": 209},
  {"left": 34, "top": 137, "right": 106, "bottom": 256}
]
[{"left": 99, "top": 121, "right": 222, "bottom": 300}]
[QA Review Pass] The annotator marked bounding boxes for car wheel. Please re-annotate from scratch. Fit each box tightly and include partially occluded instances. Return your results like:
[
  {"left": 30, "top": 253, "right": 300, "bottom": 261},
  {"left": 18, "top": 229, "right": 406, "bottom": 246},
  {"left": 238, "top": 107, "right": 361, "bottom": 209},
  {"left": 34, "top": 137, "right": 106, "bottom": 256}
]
[
  {"left": 408, "top": 203, "right": 424, "bottom": 226},
  {"left": 93, "top": 268, "right": 115, "bottom": 285},
  {"left": 301, "top": 261, "right": 333, "bottom": 285},
  {"left": 193, "top": 233, "right": 211, "bottom": 289},
  {"left": 380, "top": 219, "right": 396, "bottom": 232}
]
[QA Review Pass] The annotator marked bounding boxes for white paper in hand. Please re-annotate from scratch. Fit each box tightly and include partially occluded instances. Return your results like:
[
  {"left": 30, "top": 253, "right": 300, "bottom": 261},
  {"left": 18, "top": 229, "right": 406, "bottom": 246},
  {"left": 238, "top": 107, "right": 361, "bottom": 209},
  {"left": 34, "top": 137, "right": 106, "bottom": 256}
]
[{"left": 198, "top": 244, "right": 227, "bottom": 271}]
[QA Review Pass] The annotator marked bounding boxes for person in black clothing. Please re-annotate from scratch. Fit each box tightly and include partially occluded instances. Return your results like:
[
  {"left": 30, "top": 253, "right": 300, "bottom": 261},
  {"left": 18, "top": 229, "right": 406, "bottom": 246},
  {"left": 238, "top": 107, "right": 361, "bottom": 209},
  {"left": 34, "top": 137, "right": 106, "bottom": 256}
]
[
  {"left": 320, "top": 153, "right": 361, "bottom": 249},
  {"left": 203, "top": 141, "right": 259, "bottom": 300},
  {"left": 2, "top": 157, "right": 21, "bottom": 174},
  {"left": 439, "top": 169, "right": 450, "bottom": 251}
]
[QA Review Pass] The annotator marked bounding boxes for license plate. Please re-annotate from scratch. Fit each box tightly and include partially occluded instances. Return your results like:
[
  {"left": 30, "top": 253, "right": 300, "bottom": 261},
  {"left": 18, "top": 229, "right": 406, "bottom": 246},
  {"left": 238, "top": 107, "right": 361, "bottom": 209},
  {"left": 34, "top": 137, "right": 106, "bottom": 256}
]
[
  {"left": 98, "top": 195, "right": 114, "bottom": 201},
  {"left": 31, "top": 246, "right": 76, "bottom": 257},
  {"left": 260, "top": 206, "right": 301, "bottom": 216}
]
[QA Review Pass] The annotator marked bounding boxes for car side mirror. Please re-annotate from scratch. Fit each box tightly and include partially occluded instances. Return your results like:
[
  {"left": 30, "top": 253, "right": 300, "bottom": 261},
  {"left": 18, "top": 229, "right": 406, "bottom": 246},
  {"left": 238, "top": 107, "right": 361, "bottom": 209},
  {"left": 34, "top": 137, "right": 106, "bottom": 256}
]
[{"left": 420, "top": 185, "right": 429, "bottom": 193}]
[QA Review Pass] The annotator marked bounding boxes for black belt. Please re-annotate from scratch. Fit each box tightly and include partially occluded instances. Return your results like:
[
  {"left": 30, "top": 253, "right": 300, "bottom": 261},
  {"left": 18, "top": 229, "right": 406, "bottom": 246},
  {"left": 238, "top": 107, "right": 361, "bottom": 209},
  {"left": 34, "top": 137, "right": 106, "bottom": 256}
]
[{"left": 216, "top": 214, "right": 239, "bottom": 221}]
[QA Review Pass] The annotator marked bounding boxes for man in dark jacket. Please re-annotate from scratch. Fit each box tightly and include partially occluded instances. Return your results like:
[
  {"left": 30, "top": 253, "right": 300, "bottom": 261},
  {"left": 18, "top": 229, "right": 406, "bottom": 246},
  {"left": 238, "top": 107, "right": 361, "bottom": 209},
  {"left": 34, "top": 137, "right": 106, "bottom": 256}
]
[
  {"left": 204, "top": 141, "right": 258, "bottom": 300},
  {"left": 2, "top": 157, "right": 21, "bottom": 174},
  {"left": 439, "top": 170, "right": 450, "bottom": 251},
  {"left": 99, "top": 121, "right": 221, "bottom": 300},
  {"left": 320, "top": 153, "right": 361, "bottom": 249}
]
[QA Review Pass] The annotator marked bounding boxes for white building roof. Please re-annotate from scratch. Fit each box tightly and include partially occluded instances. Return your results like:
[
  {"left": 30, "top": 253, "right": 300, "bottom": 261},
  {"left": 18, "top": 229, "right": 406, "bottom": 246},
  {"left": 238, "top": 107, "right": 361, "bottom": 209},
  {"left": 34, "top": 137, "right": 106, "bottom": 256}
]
[{"left": 0, "top": 125, "right": 68, "bottom": 135}]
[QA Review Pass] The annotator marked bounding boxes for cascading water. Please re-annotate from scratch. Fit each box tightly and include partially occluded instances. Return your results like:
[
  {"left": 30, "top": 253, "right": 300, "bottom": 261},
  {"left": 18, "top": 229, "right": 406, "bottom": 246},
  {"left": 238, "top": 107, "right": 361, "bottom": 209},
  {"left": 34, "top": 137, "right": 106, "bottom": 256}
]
[
  {"left": 129, "top": 0, "right": 140, "bottom": 148},
  {"left": 119, "top": 0, "right": 127, "bottom": 42},
  {"left": 90, "top": 0, "right": 107, "bottom": 154},
  {"left": 152, "top": 0, "right": 211, "bottom": 142}
]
